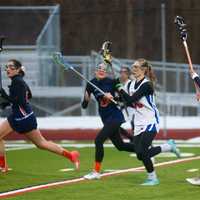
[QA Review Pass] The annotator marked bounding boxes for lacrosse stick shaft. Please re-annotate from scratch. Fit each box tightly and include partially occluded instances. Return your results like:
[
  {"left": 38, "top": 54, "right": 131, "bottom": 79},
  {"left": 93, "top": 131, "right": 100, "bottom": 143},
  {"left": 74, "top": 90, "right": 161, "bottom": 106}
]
[
  {"left": 65, "top": 64, "right": 118, "bottom": 105},
  {"left": 174, "top": 16, "right": 199, "bottom": 94},
  {"left": 109, "top": 62, "right": 115, "bottom": 78},
  {"left": 52, "top": 52, "right": 118, "bottom": 105},
  {"left": 109, "top": 63, "right": 130, "bottom": 116},
  {"left": 183, "top": 40, "right": 199, "bottom": 93},
  {"left": 101, "top": 41, "right": 129, "bottom": 116},
  {"left": 183, "top": 41, "right": 193, "bottom": 71},
  {"left": 108, "top": 61, "right": 129, "bottom": 116}
]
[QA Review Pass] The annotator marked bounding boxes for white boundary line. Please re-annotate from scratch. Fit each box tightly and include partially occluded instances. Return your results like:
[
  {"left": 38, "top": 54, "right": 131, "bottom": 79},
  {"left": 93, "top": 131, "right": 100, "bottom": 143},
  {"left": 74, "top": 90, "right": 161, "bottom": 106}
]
[
  {"left": 0, "top": 156, "right": 200, "bottom": 199},
  {"left": 5, "top": 143, "right": 200, "bottom": 148},
  {"left": 6, "top": 147, "right": 34, "bottom": 151}
]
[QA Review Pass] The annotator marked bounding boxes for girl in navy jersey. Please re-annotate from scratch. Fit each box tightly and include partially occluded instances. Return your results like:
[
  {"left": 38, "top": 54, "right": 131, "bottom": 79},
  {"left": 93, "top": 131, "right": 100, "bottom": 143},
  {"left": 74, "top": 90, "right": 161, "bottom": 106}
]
[
  {"left": 0, "top": 59, "right": 80, "bottom": 172},
  {"left": 82, "top": 63, "right": 135, "bottom": 180}
]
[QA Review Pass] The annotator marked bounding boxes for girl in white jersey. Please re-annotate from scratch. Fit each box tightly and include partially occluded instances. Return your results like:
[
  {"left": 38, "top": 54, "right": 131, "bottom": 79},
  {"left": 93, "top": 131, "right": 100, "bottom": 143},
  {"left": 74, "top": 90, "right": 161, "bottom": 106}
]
[{"left": 112, "top": 58, "right": 181, "bottom": 186}]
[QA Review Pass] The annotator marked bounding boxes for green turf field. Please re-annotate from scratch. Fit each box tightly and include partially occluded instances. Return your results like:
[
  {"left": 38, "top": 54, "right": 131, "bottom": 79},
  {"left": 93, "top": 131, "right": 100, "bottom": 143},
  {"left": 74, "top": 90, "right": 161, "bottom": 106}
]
[{"left": 0, "top": 144, "right": 200, "bottom": 200}]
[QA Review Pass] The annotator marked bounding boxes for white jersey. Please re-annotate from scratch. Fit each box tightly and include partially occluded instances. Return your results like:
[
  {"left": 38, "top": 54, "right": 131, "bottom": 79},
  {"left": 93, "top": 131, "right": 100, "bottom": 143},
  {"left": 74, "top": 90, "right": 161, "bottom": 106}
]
[
  {"left": 122, "top": 79, "right": 135, "bottom": 122},
  {"left": 129, "top": 78, "right": 159, "bottom": 136}
]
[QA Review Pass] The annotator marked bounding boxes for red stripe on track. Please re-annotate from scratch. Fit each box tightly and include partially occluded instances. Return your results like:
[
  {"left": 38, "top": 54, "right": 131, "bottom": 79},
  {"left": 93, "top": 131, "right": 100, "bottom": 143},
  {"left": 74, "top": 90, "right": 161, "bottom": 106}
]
[{"left": 5, "top": 129, "right": 200, "bottom": 140}]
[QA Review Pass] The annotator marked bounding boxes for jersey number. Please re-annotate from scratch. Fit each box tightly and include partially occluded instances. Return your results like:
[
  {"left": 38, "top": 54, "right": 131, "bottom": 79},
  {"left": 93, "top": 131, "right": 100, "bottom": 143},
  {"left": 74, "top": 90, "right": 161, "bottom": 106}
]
[{"left": 100, "top": 97, "right": 111, "bottom": 107}]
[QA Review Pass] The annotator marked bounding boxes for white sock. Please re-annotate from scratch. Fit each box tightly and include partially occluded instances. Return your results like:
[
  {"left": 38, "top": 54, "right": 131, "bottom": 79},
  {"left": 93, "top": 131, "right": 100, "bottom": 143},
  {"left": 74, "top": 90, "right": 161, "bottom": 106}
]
[
  {"left": 160, "top": 143, "right": 171, "bottom": 152},
  {"left": 148, "top": 171, "right": 157, "bottom": 180}
]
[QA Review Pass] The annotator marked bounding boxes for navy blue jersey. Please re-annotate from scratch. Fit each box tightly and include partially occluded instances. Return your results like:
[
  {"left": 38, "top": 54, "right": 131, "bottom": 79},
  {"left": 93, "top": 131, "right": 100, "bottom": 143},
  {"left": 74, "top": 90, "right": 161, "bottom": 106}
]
[
  {"left": 1, "top": 75, "right": 37, "bottom": 133},
  {"left": 83, "top": 77, "right": 125, "bottom": 124},
  {"left": 7, "top": 75, "right": 33, "bottom": 119}
]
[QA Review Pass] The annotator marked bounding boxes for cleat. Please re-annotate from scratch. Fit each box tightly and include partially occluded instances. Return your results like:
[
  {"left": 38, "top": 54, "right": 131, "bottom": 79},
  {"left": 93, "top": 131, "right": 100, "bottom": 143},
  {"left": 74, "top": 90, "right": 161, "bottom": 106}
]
[
  {"left": 84, "top": 171, "right": 101, "bottom": 180},
  {"left": 70, "top": 151, "right": 80, "bottom": 170},
  {"left": 167, "top": 139, "right": 181, "bottom": 158},
  {"left": 141, "top": 178, "right": 160, "bottom": 186},
  {"left": 0, "top": 166, "right": 9, "bottom": 173},
  {"left": 186, "top": 177, "right": 200, "bottom": 185}
]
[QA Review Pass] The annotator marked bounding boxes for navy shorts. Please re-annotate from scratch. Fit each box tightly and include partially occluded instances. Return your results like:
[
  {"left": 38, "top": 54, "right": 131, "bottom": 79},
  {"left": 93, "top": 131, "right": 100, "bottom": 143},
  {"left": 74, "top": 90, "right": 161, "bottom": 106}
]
[{"left": 7, "top": 113, "right": 38, "bottom": 134}]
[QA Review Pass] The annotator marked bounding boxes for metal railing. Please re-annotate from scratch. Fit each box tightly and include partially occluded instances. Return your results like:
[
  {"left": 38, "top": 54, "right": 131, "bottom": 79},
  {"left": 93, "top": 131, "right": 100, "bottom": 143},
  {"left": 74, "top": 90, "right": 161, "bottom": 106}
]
[
  {"left": 90, "top": 51, "right": 200, "bottom": 116},
  {"left": 1, "top": 50, "right": 200, "bottom": 117}
]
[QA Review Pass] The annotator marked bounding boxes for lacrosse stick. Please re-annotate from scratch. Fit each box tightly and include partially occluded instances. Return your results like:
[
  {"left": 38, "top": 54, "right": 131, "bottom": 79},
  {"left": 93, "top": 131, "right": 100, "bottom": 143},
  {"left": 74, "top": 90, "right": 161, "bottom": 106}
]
[
  {"left": 52, "top": 52, "right": 118, "bottom": 105},
  {"left": 175, "top": 16, "right": 200, "bottom": 94}
]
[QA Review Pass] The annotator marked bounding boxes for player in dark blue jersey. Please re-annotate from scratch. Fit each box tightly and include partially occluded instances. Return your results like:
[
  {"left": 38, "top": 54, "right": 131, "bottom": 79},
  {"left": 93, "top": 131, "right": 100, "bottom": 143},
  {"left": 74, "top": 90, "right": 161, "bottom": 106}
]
[
  {"left": 0, "top": 59, "right": 80, "bottom": 173},
  {"left": 82, "top": 63, "right": 135, "bottom": 180}
]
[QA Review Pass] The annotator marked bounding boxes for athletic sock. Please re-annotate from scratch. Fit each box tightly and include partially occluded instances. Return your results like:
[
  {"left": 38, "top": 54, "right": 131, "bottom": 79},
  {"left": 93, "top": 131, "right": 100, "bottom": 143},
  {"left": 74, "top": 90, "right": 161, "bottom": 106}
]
[
  {"left": 148, "top": 171, "right": 157, "bottom": 180},
  {"left": 0, "top": 155, "right": 6, "bottom": 168},
  {"left": 160, "top": 143, "right": 171, "bottom": 152},
  {"left": 94, "top": 162, "right": 101, "bottom": 173},
  {"left": 62, "top": 150, "right": 72, "bottom": 161}
]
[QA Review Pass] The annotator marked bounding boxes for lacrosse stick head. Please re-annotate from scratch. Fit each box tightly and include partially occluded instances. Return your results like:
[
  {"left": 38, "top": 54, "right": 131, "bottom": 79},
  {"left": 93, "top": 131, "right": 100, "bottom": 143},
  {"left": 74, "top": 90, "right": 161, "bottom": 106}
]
[
  {"left": 174, "top": 16, "right": 188, "bottom": 41},
  {"left": 52, "top": 52, "right": 65, "bottom": 67},
  {"left": 101, "top": 41, "right": 112, "bottom": 53},
  {"left": 52, "top": 52, "right": 73, "bottom": 71},
  {"left": 100, "top": 41, "right": 112, "bottom": 64}
]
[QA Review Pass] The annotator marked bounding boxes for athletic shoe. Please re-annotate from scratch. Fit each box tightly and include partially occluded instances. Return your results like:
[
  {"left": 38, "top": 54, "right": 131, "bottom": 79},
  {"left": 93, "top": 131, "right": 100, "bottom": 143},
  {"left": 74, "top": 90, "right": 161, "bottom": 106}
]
[
  {"left": 167, "top": 139, "right": 181, "bottom": 158},
  {"left": 141, "top": 178, "right": 160, "bottom": 186},
  {"left": 0, "top": 166, "right": 8, "bottom": 173},
  {"left": 70, "top": 151, "right": 80, "bottom": 170},
  {"left": 186, "top": 177, "right": 200, "bottom": 185},
  {"left": 84, "top": 171, "right": 101, "bottom": 180}
]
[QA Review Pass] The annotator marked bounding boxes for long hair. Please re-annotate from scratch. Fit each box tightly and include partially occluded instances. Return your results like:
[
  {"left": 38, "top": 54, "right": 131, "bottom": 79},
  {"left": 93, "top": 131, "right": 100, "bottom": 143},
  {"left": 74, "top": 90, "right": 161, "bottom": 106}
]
[{"left": 137, "top": 58, "right": 156, "bottom": 88}]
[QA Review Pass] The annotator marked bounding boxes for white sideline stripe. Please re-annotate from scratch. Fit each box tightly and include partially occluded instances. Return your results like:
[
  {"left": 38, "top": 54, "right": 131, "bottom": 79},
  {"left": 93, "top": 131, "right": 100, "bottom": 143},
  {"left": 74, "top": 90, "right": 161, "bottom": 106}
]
[
  {"left": 104, "top": 169, "right": 144, "bottom": 172},
  {"left": 5, "top": 143, "right": 200, "bottom": 148},
  {"left": 101, "top": 156, "right": 200, "bottom": 177},
  {"left": 186, "top": 177, "right": 200, "bottom": 185},
  {"left": 186, "top": 168, "right": 199, "bottom": 172},
  {"left": 6, "top": 147, "right": 34, "bottom": 151},
  {"left": 59, "top": 168, "right": 74, "bottom": 172},
  {"left": 130, "top": 152, "right": 195, "bottom": 158},
  {"left": 0, "top": 156, "right": 200, "bottom": 199}
]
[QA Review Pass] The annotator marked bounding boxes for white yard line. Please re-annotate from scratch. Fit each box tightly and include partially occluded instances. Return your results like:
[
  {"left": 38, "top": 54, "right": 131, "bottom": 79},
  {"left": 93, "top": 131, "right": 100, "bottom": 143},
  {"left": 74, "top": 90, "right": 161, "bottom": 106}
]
[
  {"left": 5, "top": 143, "right": 200, "bottom": 149},
  {"left": 6, "top": 146, "right": 34, "bottom": 151},
  {"left": 0, "top": 156, "right": 200, "bottom": 199}
]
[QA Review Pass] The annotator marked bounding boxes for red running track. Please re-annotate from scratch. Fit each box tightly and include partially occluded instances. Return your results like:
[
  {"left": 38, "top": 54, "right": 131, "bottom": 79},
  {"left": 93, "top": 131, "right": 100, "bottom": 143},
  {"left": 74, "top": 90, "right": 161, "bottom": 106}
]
[{"left": 4, "top": 129, "right": 200, "bottom": 140}]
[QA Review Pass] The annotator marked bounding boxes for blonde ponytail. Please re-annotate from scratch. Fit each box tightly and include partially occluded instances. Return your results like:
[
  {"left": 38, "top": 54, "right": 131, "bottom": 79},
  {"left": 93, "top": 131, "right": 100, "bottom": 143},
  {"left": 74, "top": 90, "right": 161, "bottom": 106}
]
[{"left": 137, "top": 58, "right": 156, "bottom": 88}]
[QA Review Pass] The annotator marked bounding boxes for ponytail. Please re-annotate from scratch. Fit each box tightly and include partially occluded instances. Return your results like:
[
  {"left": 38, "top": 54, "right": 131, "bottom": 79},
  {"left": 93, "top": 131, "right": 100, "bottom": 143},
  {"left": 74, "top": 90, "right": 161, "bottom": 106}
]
[
  {"left": 137, "top": 58, "right": 156, "bottom": 89},
  {"left": 145, "top": 63, "right": 156, "bottom": 85}
]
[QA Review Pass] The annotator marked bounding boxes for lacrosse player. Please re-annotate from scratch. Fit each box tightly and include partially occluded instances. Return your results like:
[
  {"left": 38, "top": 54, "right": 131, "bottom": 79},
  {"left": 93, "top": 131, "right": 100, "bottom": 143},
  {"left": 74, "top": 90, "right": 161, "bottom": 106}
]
[{"left": 0, "top": 59, "right": 80, "bottom": 172}]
